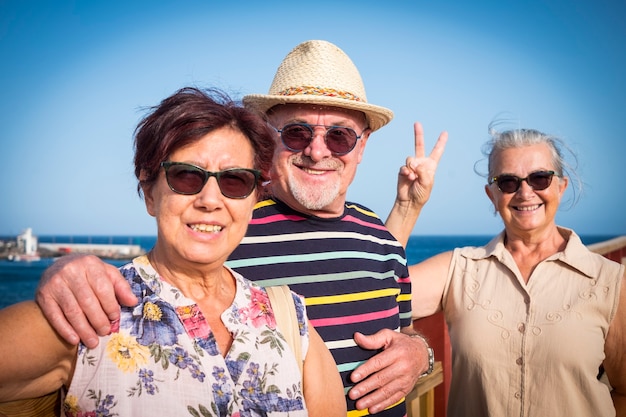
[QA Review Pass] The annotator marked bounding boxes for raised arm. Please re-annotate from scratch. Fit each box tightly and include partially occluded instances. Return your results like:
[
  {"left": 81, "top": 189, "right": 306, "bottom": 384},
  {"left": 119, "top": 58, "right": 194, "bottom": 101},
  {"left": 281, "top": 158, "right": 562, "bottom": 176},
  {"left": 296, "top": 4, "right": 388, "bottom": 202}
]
[
  {"left": 303, "top": 324, "right": 347, "bottom": 416},
  {"left": 604, "top": 271, "right": 626, "bottom": 416},
  {"left": 35, "top": 254, "right": 138, "bottom": 348},
  {"left": 0, "top": 301, "right": 76, "bottom": 401},
  {"left": 385, "top": 122, "right": 448, "bottom": 247}
]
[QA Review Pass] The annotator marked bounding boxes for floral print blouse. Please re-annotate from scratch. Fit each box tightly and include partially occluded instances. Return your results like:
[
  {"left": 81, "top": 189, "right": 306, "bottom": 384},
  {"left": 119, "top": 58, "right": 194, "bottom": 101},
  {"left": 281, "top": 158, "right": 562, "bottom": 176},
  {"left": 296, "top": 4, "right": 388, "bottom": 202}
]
[{"left": 63, "top": 255, "right": 309, "bottom": 417}]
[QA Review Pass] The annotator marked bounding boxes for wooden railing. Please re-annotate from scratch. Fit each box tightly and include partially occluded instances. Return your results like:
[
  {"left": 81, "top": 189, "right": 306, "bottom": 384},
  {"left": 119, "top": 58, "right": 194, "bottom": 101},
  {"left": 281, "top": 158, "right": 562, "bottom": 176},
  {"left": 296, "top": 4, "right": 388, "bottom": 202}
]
[
  {"left": 587, "top": 236, "right": 626, "bottom": 265},
  {"left": 411, "top": 235, "right": 626, "bottom": 417}
]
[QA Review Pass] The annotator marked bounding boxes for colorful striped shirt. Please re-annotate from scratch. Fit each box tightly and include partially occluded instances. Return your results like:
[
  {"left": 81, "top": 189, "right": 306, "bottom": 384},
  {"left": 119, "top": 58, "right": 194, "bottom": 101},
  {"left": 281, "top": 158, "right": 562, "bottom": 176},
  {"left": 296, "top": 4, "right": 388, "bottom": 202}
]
[{"left": 227, "top": 198, "right": 411, "bottom": 417}]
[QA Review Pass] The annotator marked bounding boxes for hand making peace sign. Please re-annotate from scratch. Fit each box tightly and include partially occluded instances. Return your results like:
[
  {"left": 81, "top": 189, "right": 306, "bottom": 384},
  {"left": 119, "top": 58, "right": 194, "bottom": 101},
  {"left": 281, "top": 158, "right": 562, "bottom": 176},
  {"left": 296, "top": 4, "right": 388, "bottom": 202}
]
[{"left": 385, "top": 122, "right": 448, "bottom": 246}]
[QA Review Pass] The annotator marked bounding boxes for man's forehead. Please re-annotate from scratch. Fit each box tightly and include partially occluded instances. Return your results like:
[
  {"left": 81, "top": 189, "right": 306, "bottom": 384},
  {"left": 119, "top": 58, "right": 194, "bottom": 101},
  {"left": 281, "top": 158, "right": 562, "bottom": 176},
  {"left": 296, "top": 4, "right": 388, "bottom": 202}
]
[{"left": 267, "top": 104, "right": 367, "bottom": 124}]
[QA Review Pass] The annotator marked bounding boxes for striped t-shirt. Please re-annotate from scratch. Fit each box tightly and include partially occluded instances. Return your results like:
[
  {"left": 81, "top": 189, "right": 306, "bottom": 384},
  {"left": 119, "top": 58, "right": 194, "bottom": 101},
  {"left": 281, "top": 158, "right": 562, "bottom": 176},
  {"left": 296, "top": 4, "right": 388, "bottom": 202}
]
[{"left": 227, "top": 198, "right": 412, "bottom": 416}]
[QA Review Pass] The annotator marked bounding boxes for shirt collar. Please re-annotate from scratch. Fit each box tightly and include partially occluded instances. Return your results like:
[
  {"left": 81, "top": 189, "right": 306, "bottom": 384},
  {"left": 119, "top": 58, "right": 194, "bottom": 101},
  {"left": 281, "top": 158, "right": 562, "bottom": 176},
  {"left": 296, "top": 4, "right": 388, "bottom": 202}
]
[{"left": 467, "top": 227, "right": 601, "bottom": 279}]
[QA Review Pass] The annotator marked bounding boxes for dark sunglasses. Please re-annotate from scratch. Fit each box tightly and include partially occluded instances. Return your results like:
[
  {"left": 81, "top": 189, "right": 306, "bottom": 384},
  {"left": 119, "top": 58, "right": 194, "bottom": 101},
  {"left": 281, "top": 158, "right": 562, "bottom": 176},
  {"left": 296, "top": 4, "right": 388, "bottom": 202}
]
[
  {"left": 160, "top": 162, "right": 260, "bottom": 199},
  {"left": 273, "top": 123, "right": 365, "bottom": 156},
  {"left": 489, "top": 170, "right": 556, "bottom": 193}
]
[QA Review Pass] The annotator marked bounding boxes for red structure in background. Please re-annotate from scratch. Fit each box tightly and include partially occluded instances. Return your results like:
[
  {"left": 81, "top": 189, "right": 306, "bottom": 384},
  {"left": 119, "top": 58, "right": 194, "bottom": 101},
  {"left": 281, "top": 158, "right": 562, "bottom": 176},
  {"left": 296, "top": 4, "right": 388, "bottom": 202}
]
[
  {"left": 413, "top": 235, "right": 626, "bottom": 417},
  {"left": 413, "top": 312, "right": 450, "bottom": 417}
]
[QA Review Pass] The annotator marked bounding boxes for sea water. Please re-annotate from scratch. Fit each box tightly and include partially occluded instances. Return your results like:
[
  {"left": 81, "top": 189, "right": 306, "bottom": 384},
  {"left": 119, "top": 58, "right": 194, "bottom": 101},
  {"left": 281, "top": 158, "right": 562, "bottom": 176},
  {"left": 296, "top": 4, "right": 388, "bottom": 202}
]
[{"left": 0, "top": 234, "right": 617, "bottom": 309}]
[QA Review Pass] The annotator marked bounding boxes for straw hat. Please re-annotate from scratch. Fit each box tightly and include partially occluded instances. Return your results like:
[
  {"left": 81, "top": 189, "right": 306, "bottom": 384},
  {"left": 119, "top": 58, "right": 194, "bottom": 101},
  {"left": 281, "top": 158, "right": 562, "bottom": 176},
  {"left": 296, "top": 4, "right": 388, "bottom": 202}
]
[{"left": 243, "top": 40, "right": 393, "bottom": 132}]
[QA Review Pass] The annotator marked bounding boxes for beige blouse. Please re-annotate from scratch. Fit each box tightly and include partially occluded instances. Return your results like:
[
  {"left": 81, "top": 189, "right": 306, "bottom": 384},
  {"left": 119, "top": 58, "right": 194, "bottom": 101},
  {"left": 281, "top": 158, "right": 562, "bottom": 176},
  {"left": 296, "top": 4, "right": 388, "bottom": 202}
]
[{"left": 442, "top": 227, "right": 623, "bottom": 417}]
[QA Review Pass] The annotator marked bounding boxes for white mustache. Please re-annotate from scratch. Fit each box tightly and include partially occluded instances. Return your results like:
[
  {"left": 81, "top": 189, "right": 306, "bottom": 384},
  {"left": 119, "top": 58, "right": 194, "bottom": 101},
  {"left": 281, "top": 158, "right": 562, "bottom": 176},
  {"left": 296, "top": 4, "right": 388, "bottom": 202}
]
[{"left": 290, "top": 154, "right": 342, "bottom": 170}]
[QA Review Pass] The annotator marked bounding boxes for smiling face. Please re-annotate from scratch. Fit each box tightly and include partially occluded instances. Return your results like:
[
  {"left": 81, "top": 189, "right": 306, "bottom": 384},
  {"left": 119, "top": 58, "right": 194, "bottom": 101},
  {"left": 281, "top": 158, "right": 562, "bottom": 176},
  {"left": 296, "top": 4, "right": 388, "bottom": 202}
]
[
  {"left": 143, "top": 126, "right": 257, "bottom": 270},
  {"left": 485, "top": 143, "right": 568, "bottom": 238},
  {"left": 266, "top": 104, "right": 370, "bottom": 218}
]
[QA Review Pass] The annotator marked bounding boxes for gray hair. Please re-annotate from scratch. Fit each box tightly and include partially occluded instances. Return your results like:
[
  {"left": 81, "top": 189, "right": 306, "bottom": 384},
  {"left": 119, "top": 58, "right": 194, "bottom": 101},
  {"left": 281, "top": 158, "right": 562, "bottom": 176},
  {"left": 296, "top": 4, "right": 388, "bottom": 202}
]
[{"left": 475, "top": 121, "right": 582, "bottom": 208}]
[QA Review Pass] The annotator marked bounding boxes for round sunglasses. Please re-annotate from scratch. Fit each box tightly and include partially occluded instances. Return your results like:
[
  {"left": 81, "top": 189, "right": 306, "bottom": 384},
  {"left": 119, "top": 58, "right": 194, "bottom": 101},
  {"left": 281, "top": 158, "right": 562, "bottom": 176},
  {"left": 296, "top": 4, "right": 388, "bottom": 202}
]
[
  {"left": 160, "top": 162, "right": 260, "bottom": 199},
  {"left": 489, "top": 170, "right": 556, "bottom": 193},
  {"left": 273, "top": 123, "right": 365, "bottom": 155}
]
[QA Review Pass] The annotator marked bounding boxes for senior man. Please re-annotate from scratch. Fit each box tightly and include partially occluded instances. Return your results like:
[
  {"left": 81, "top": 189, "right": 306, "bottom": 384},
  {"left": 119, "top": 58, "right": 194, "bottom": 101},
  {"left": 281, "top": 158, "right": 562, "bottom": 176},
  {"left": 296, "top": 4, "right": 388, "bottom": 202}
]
[{"left": 36, "top": 40, "right": 447, "bottom": 416}]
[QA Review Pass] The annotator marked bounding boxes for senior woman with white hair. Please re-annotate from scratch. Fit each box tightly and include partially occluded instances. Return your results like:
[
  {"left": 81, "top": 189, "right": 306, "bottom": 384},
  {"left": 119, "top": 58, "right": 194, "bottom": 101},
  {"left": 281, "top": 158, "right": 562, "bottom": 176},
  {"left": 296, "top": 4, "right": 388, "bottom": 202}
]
[{"left": 401, "top": 125, "right": 626, "bottom": 417}]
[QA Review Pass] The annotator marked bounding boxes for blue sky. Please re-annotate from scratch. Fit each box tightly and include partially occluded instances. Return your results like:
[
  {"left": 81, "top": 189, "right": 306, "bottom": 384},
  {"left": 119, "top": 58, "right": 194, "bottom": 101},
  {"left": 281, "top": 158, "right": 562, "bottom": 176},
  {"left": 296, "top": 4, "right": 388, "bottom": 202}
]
[{"left": 1, "top": 0, "right": 624, "bottom": 237}]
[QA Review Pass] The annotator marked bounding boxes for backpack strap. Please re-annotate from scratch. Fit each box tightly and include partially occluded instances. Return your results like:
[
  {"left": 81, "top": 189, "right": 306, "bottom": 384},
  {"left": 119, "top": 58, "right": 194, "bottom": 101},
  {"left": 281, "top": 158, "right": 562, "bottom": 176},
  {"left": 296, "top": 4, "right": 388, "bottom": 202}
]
[{"left": 265, "top": 285, "right": 303, "bottom": 375}]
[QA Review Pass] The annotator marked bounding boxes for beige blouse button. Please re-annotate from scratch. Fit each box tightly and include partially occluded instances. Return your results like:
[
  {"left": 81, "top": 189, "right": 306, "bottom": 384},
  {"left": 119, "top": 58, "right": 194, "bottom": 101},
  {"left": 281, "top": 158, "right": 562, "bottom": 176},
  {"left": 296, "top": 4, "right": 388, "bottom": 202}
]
[
  {"left": 516, "top": 357, "right": 523, "bottom": 366},
  {"left": 515, "top": 391, "right": 522, "bottom": 399},
  {"left": 518, "top": 323, "right": 526, "bottom": 333}
]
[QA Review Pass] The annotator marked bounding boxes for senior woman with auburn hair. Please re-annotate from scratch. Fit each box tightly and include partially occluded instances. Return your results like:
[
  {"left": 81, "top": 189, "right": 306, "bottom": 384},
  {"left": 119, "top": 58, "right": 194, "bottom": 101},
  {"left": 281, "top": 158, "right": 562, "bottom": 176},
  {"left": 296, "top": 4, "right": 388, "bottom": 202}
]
[
  {"left": 403, "top": 125, "right": 625, "bottom": 416},
  {"left": 0, "top": 87, "right": 345, "bottom": 416}
]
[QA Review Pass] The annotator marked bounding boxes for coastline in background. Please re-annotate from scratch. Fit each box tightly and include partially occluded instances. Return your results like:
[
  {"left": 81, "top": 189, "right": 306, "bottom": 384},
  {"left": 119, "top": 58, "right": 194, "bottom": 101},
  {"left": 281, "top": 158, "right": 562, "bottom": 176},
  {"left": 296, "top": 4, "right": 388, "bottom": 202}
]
[{"left": 0, "top": 234, "right": 619, "bottom": 309}]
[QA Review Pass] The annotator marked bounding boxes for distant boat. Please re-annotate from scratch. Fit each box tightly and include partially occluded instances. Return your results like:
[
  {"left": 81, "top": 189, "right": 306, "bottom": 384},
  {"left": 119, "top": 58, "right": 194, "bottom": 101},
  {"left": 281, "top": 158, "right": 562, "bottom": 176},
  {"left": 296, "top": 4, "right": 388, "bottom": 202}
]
[{"left": 7, "top": 253, "right": 41, "bottom": 262}]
